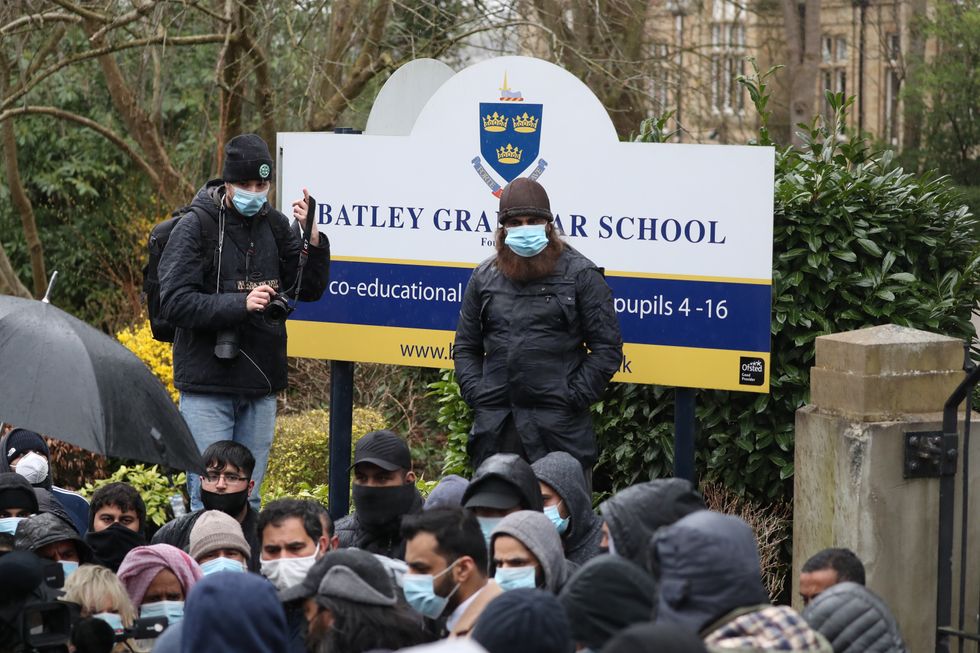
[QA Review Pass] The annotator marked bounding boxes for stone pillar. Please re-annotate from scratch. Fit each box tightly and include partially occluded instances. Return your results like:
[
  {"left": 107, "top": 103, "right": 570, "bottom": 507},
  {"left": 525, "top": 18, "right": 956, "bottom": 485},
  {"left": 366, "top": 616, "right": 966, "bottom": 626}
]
[{"left": 793, "top": 324, "right": 980, "bottom": 653}]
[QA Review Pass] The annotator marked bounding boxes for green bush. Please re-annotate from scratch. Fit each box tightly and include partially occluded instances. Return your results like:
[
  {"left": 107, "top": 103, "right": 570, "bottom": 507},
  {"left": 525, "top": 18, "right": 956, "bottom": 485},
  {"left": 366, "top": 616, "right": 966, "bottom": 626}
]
[
  {"left": 80, "top": 464, "right": 186, "bottom": 527},
  {"left": 261, "top": 407, "right": 386, "bottom": 500},
  {"left": 429, "top": 66, "right": 980, "bottom": 502}
]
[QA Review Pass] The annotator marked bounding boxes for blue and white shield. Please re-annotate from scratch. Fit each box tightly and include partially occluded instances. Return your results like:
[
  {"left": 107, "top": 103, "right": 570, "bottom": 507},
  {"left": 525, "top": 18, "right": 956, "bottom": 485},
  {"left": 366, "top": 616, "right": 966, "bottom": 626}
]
[{"left": 479, "top": 102, "right": 542, "bottom": 183}]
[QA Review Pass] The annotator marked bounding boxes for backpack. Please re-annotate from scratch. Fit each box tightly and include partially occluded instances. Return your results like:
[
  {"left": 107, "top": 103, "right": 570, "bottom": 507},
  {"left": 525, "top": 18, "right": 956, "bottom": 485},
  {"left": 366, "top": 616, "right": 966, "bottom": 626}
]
[{"left": 142, "top": 206, "right": 217, "bottom": 343}]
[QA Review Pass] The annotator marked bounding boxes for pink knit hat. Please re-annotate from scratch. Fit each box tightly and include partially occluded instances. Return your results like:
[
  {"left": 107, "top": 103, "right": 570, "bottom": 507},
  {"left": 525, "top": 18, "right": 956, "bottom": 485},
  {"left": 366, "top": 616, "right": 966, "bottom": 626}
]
[{"left": 117, "top": 543, "right": 203, "bottom": 606}]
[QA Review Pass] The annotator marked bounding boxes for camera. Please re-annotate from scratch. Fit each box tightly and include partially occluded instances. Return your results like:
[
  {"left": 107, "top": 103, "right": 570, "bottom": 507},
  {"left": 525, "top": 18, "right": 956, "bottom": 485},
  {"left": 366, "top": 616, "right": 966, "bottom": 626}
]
[
  {"left": 214, "top": 328, "right": 240, "bottom": 359},
  {"left": 264, "top": 291, "right": 294, "bottom": 325}
]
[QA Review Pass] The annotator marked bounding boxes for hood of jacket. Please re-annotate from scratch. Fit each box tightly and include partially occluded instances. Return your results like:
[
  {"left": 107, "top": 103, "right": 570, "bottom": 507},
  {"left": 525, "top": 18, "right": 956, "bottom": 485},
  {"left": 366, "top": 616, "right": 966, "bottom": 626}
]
[
  {"left": 490, "top": 510, "right": 572, "bottom": 593},
  {"left": 652, "top": 510, "right": 768, "bottom": 634},
  {"left": 181, "top": 572, "right": 288, "bottom": 653},
  {"left": 14, "top": 511, "right": 92, "bottom": 562},
  {"left": 802, "top": 582, "right": 907, "bottom": 653},
  {"left": 558, "top": 554, "right": 658, "bottom": 650},
  {"left": 531, "top": 451, "right": 602, "bottom": 561},
  {"left": 0, "top": 431, "right": 52, "bottom": 490},
  {"left": 33, "top": 488, "right": 75, "bottom": 531},
  {"left": 0, "top": 472, "right": 39, "bottom": 513},
  {"left": 462, "top": 453, "right": 543, "bottom": 512},
  {"left": 599, "top": 478, "right": 704, "bottom": 566}
]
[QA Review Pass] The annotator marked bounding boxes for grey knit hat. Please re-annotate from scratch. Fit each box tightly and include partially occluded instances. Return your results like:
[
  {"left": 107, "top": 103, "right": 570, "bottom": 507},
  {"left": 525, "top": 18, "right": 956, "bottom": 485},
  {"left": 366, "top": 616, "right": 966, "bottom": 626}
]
[{"left": 189, "top": 510, "right": 250, "bottom": 562}]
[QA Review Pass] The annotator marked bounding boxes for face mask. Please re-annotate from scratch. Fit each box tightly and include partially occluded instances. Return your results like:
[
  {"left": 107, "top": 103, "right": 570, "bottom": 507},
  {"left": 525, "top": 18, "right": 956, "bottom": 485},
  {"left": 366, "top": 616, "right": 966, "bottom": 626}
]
[
  {"left": 200, "top": 488, "right": 249, "bottom": 517},
  {"left": 200, "top": 556, "right": 246, "bottom": 576},
  {"left": 94, "top": 612, "right": 125, "bottom": 637},
  {"left": 494, "top": 566, "right": 537, "bottom": 592},
  {"left": 505, "top": 224, "right": 549, "bottom": 257},
  {"left": 477, "top": 516, "right": 501, "bottom": 546},
  {"left": 0, "top": 516, "right": 24, "bottom": 535},
  {"left": 260, "top": 544, "right": 320, "bottom": 591},
  {"left": 14, "top": 452, "right": 49, "bottom": 485},
  {"left": 403, "top": 559, "right": 460, "bottom": 619},
  {"left": 86, "top": 523, "right": 146, "bottom": 573},
  {"left": 352, "top": 484, "right": 418, "bottom": 532},
  {"left": 230, "top": 185, "right": 268, "bottom": 217},
  {"left": 59, "top": 560, "right": 79, "bottom": 579},
  {"left": 140, "top": 600, "right": 184, "bottom": 624},
  {"left": 544, "top": 504, "right": 569, "bottom": 535}
]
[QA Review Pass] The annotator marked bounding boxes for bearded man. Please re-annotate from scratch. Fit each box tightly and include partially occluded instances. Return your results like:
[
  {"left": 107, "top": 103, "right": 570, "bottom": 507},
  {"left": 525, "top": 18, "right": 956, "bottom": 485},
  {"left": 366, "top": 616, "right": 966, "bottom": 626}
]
[{"left": 453, "top": 178, "right": 622, "bottom": 484}]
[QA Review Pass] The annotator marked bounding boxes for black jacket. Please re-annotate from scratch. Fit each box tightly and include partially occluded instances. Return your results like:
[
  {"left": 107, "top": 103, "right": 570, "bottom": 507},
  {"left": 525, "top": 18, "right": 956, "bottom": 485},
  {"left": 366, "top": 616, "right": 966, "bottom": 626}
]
[
  {"left": 462, "top": 453, "right": 544, "bottom": 512},
  {"left": 14, "top": 512, "right": 93, "bottom": 563},
  {"left": 531, "top": 451, "right": 603, "bottom": 564},
  {"left": 159, "top": 181, "right": 330, "bottom": 395},
  {"left": 334, "top": 489, "right": 424, "bottom": 559},
  {"left": 453, "top": 246, "right": 622, "bottom": 467},
  {"left": 151, "top": 507, "right": 262, "bottom": 572},
  {"left": 803, "top": 582, "right": 908, "bottom": 653}
]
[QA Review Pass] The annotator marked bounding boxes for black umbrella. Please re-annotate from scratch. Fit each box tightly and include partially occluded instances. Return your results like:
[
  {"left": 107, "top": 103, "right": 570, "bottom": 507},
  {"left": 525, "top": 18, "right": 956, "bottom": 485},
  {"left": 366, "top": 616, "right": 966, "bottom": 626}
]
[{"left": 0, "top": 294, "right": 203, "bottom": 473}]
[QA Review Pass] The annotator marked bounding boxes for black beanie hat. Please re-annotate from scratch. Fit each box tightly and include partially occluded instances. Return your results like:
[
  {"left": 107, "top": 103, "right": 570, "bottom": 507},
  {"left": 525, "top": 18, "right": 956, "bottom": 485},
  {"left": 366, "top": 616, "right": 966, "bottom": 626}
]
[
  {"left": 5, "top": 429, "right": 49, "bottom": 463},
  {"left": 472, "top": 588, "right": 573, "bottom": 653},
  {"left": 222, "top": 134, "right": 274, "bottom": 183}
]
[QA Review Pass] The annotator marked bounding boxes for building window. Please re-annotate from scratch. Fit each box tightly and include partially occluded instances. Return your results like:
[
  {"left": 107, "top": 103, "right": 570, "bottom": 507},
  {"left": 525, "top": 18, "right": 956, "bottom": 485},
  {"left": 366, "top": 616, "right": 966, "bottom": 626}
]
[
  {"left": 885, "top": 32, "right": 901, "bottom": 145},
  {"left": 710, "top": 0, "right": 746, "bottom": 114},
  {"left": 820, "top": 34, "right": 848, "bottom": 129}
]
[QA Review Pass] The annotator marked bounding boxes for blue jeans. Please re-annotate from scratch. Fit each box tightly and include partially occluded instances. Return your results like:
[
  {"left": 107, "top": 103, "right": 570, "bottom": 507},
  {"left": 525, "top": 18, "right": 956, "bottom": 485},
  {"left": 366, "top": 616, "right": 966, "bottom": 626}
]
[{"left": 179, "top": 391, "right": 277, "bottom": 512}]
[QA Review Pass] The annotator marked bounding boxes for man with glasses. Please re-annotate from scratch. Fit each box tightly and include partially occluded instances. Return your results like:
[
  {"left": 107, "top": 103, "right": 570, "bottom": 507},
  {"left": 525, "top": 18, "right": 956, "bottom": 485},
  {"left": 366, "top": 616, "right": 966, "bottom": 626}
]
[
  {"left": 152, "top": 441, "right": 262, "bottom": 570},
  {"left": 454, "top": 178, "right": 622, "bottom": 487}
]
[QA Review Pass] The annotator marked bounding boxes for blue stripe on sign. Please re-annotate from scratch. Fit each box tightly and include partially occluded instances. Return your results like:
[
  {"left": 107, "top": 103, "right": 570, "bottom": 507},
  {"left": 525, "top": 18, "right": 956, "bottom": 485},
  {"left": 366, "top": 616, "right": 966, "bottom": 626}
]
[{"left": 291, "top": 261, "right": 771, "bottom": 352}]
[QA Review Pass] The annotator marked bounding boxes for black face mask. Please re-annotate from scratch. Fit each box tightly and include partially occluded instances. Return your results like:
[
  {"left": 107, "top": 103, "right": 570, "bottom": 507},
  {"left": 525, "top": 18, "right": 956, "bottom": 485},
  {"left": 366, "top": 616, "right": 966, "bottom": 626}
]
[
  {"left": 353, "top": 484, "right": 417, "bottom": 532},
  {"left": 201, "top": 488, "right": 249, "bottom": 517},
  {"left": 85, "top": 523, "right": 146, "bottom": 572}
]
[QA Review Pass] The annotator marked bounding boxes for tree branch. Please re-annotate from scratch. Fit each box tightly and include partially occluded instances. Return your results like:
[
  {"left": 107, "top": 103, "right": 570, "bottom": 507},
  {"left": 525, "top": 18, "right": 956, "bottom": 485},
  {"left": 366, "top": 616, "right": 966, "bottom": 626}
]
[
  {"left": 1, "top": 11, "right": 80, "bottom": 35},
  {"left": 0, "top": 240, "right": 32, "bottom": 299}
]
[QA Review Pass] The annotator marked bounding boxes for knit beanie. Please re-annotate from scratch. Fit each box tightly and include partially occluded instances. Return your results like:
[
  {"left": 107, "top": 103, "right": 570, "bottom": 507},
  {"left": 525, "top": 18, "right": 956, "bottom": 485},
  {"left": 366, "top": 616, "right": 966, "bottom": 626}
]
[
  {"left": 472, "top": 588, "right": 572, "bottom": 653},
  {"left": 222, "top": 134, "right": 274, "bottom": 183},
  {"left": 5, "top": 429, "right": 49, "bottom": 463},
  {"left": 188, "top": 510, "right": 250, "bottom": 562}
]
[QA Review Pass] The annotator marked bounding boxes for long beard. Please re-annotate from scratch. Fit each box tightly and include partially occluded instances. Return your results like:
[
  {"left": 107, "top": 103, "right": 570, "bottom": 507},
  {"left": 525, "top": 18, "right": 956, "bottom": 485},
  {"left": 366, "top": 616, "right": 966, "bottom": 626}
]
[{"left": 495, "top": 226, "right": 564, "bottom": 283}]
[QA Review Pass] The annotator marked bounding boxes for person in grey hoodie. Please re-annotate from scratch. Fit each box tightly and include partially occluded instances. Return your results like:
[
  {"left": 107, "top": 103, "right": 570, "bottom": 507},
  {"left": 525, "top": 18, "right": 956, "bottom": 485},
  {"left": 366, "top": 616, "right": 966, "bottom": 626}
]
[
  {"left": 489, "top": 510, "right": 574, "bottom": 594},
  {"left": 531, "top": 451, "right": 603, "bottom": 564}
]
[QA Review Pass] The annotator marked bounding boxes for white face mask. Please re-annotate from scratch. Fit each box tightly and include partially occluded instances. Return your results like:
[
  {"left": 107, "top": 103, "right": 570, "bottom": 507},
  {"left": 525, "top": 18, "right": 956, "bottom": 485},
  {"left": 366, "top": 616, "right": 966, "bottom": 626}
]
[
  {"left": 260, "top": 543, "right": 319, "bottom": 591},
  {"left": 14, "top": 451, "right": 49, "bottom": 485}
]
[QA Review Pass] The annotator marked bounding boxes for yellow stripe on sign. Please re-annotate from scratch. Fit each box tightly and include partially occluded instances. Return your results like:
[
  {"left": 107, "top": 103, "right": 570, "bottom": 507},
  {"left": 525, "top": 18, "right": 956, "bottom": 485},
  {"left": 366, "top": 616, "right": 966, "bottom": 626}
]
[
  {"left": 331, "top": 255, "right": 477, "bottom": 269},
  {"left": 287, "top": 321, "right": 770, "bottom": 393}
]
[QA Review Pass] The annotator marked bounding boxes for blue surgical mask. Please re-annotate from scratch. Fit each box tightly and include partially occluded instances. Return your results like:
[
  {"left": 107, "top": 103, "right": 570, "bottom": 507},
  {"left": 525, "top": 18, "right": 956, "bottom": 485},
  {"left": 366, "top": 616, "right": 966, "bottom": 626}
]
[
  {"left": 477, "top": 516, "right": 502, "bottom": 545},
  {"left": 140, "top": 600, "right": 184, "bottom": 624},
  {"left": 0, "top": 516, "right": 24, "bottom": 535},
  {"left": 200, "top": 556, "right": 246, "bottom": 576},
  {"left": 505, "top": 224, "right": 549, "bottom": 257},
  {"left": 403, "top": 559, "right": 460, "bottom": 619},
  {"left": 59, "top": 560, "right": 79, "bottom": 579},
  {"left": 544, "top": 504, "right": 569, "bottom": 535},
  {"left": 230, "top": 185, "right": 268, "bottom": 217},
  {"left": 94, "top": 612, "right": 125, "bottom": 637},
  {"left": 494, "top": 566, "right": 537, "bottom": 592}
]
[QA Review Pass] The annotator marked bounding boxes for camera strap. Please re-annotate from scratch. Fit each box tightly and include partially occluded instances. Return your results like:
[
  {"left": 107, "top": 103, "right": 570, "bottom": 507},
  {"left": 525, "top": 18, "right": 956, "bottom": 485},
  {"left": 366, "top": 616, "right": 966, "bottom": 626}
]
[{"left": 284, "top": 195, "right": 317, "bottom": 303}]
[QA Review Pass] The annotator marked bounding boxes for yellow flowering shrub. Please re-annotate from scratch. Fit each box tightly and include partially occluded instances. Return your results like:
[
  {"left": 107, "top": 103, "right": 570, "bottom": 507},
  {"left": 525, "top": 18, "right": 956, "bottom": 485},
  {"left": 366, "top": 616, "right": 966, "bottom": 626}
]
[{"left": 116, "top": 319, "right": 178, "bottom": 403}]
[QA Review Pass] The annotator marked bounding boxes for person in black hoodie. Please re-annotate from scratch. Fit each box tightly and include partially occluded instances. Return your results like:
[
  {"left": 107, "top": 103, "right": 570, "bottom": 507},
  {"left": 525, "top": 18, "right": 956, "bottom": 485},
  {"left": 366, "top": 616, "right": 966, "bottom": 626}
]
[
  {"left": 158, "top": 133, "right": 329, "bottom": 512},
  {"left": 180, "top": 572, "right": 288, "bottom": 653},
  {"left": 335, "top": 430, "right": 423, "bottom": 559},
  {"left": 461, "top": 453, "right": 543, "bottom": 545},
  {"left": 531, "top": 451, "right": 603, "bottom": 564}
]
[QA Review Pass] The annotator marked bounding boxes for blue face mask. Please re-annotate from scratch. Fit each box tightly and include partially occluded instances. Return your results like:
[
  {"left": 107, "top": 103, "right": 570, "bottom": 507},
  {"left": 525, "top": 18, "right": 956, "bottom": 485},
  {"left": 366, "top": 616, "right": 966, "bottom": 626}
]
[
  {"left": 505, "top": 224, "right": 549, "bottom": 257},
  {"left": 494, "top": 566, "right": 537, "bottom": 592},
  {"left": 59, "top": 560, "right": 79, "bottom": 579},
  {"left": 544, "top": 504, "right": 569, "bottom": 535},
  {"left": 230, "top": 185, "right": 268, "bottom": 217},
  {"left": 403, "top": 560, "right": 460, "bottom": 619},
  {"left": 0, "top": 516, "right": 24, "bottom": 535},
  {"left": 477, "top": 516, "right": 502, "bottom": 546},
  {"left": 140, "top": 600, "right": 184, "bottom": 624},
  {"left": 94, "top": 612, "right": 125, "bottom": 636},
  {"left": 200, "top": 556, "right": 246, "bottom": 576}
]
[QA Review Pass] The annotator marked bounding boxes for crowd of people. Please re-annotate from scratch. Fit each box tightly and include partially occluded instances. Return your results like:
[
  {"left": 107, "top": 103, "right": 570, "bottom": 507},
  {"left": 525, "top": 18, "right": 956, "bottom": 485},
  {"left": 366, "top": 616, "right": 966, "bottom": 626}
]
[{"left": 0, "top": 425, "right": 908, "bottom": 653}]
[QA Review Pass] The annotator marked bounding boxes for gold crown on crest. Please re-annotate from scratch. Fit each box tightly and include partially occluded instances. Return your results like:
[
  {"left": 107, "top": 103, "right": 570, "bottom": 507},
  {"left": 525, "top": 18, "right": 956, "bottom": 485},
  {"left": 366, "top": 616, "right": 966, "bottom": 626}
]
[
  {"left": 512, "top": 112, "right": 538, "bottom": 133},
  {"left": 496, "top": 143, "right": 522, "bottom": 164},
  {"left": 482, "top": 112, "right": 508, "bottom": 132}
]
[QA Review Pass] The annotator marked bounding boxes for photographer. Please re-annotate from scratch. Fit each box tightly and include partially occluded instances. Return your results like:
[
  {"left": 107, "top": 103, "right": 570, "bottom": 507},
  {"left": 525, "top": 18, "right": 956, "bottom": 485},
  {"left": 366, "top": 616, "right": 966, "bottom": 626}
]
[{"left": 158, "top": 133, "right": 329, "bottom": 511}]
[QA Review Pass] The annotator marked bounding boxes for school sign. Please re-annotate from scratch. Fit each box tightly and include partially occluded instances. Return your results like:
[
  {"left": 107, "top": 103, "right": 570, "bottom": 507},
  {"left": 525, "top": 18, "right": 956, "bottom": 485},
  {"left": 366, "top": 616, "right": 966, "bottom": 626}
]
[{"left": 279, "top": 56, "right": 774, "bottom": 393}]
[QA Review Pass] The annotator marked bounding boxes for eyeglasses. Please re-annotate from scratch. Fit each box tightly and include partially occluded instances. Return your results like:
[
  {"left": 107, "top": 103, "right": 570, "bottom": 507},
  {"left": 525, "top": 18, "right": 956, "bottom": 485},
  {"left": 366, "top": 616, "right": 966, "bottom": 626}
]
[{"left": 202, "top": 472, "right": 249, "bottom": 484}]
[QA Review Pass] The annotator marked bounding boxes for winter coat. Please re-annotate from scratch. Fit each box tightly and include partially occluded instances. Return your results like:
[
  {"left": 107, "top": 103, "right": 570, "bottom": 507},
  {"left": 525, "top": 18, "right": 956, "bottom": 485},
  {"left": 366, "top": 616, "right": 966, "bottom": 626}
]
[
  {"left": 14, "top": 511, "right": 93, "bottom": 563},
  {"left": 181, "top": 572, "right": 288, "bottom": 653},
  {"left": 151, "top": 507, "right": 262, "bottom": 572},
  {"left": 159, "top": 180, "right": 330, "bottom": 396},
  {"left": 461, "top": 454, "right": 544, "bottom": 512},
  {"left": 703, "top": 604, "right": 833, "bottom": 653},
  {"left": 489, "top": 510, "right": 575, "bottom": 593},
  {"left": 453, "top": 246, "right": 622, "bottom": 467},
  {"left": 802, "top": 582, "right": 908, "bottom": 653},
  {"left": 334, "top": 488, "right": 425, "bottom": 559},
  {"left": 0, "top": 472, "right": 38, "bottom": 513},
  {"left": 531, "top": 451, "right": 602, "bottom": 564},
  {"left": 599, "top": 478, "right": 704, "bottom": 567}
]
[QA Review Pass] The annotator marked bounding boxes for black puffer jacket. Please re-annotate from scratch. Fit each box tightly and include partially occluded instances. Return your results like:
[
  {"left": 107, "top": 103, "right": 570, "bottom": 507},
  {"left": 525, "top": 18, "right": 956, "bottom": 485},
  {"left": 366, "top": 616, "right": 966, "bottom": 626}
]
[
  {"left": 159, "top": 180, "right": 330, "bottom": 395},
  {"left": 531, "top": 451, "right": 602, "bottom": 564},
  {"left": 802, "top": 582, "right": 908, "bottom": 653},
  {"left": 462, "top": 453, "right": 544, "bottom": 512},
  {"left": 599, "top": 478, "right": 704, "bottom": 567},
  {"left": 453, "top": 246, "right": 622, "bottom": 467}
]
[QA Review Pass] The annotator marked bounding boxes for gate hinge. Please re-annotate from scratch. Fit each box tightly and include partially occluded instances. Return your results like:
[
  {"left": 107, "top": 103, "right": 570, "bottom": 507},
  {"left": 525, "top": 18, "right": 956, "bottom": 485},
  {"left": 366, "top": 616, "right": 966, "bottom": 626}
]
[{"left": 904, "top": 431, "right": 958, "bottom": 479}]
